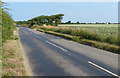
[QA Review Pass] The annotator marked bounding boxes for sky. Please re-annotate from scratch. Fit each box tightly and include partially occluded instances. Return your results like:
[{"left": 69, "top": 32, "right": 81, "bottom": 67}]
[
  {"left": 6, "top": 2, "right": 118, "bottom": 23},
  {"left": 3, "top": 0, "right": 120, "bottom": 2}
]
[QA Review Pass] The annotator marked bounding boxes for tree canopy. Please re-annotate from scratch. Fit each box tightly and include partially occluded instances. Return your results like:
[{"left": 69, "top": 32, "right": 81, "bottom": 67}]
[{"left": 29, "top": 14, "right": 64, "bottom": 26}]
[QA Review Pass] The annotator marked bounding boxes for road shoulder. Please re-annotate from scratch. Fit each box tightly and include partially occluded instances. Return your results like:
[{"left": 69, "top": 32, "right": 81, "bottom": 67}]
[{"left": 2, "top": 28, "right": 27, "bottom": 76}]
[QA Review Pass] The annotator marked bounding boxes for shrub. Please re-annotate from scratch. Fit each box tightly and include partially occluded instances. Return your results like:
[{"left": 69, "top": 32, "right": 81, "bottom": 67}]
[
  {"left": 71, "top": 30, "right": 81, "bottom": 36},
  {"left": 2, "top": 9, "right": 15, "bottom": 42},
  {"left": 81, "top": 39, "right": 119, "bottom": 54},
  {"left": 72, "top": 37, "right": 81, "bottom": 42},
  {"left": 104, "top": 36, "right": 118, "bottom": 45}
]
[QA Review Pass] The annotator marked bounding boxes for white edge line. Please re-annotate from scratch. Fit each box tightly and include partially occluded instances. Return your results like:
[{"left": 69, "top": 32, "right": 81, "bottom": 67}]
[
  {"left": 88, "top": 61, "right": 119, "bottom": 77},
  {"left": 46, "top": 41, "right": 68, "bottom": 52}
]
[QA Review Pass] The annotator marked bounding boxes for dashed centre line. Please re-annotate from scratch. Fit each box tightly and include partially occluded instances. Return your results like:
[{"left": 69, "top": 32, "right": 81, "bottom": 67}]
[{"left": 46, "top": 41, "right": 68, "bottom": 52}]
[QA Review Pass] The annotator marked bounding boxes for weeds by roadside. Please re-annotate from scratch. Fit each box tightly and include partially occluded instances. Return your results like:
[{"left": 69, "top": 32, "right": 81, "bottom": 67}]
[{"left": 2, "top": 28, "right": 27, "bottom": 76}]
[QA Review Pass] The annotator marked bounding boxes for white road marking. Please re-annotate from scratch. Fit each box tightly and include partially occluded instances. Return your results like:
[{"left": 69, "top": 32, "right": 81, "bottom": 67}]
[
  {"left": 88, "top": 61, "right": 119, "bottom": 77},
  {"left": 46, "top": 41, "right": 68, "bottom": 52}
]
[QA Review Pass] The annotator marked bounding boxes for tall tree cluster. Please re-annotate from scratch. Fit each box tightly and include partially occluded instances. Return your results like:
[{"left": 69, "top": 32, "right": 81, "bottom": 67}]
[{"left": 28, "top": 14, "right": 64, "bottom": 26}]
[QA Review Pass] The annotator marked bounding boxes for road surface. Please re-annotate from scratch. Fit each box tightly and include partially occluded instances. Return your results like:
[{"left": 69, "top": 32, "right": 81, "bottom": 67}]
[{"left": 19, "top": 27, "right": 119, "bottom": 77}]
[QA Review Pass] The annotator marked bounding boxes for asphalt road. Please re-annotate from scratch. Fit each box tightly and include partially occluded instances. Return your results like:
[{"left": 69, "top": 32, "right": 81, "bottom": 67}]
[{"left": 19, "top": 27, "right": 119, "bottom": 77}]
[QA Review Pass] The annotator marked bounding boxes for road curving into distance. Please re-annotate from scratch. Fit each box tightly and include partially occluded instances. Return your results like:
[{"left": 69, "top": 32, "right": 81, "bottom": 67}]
[{"left": 19, "top": 27, "right": 119, "bottom": 77}]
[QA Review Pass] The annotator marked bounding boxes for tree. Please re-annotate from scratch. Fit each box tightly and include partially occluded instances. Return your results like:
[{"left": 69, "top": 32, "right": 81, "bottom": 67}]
[
  {"left": 25, "top": 14, "right": 64, "bottom": 26},
  {"left": 66, "top": 21, "right": 71, "bottom": 24},
  {"left": 54, "top": 14, "right": 64, "bottom": 26},
  {"left": 1, "top": 1, "right": 15, "bottom": 42},
  {"left": 76, "top": 21, "right": 80, "bottom": 24}
]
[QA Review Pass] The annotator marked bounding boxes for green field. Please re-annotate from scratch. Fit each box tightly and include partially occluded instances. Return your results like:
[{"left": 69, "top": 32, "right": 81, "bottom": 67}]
[
  {"left": 58, "top": 24, "right": 118, "bottom": 27},
  {"left": 58, "top": 24, "right": 118, "bottom": 37}
]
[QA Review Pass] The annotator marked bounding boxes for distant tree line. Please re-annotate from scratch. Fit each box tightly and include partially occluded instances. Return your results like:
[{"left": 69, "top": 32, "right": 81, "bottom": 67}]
[
  {"left": 1, "top": 1, "right": 15, "bottom": 42},
  {"left": 61, "top": 20, "right": 115, "bottom": 24}
]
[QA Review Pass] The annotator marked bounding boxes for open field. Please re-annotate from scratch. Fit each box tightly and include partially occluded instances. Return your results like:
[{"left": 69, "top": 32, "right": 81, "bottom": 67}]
[
  {"left": 58, "top": 24, "right": 118, "bottom": 37},
  {"left": 58, "top": 24, "right": 118, "bottom": 27}
]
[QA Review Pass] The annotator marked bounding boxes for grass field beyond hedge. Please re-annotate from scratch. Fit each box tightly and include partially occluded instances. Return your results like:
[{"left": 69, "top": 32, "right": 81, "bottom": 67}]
[{"left": 58, "top": 24, "right": 118, "bottom": 36}]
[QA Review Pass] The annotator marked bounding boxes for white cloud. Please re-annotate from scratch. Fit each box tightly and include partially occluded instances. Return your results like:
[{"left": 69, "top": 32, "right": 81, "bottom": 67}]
[{"left": 2, "top": 0, "right": 120, "bottom": 2}]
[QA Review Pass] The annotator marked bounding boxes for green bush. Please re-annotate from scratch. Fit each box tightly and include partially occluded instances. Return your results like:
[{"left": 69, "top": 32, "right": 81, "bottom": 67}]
[
  {"left": 1, "top": 2, "right": 16, "bottom": 42},
  {"left": 45, "top": 31, "right": 73, "bottom": 40},
  {"left": 72, "top": 37, "right": 81, "bottom": 42},
  {"left": 81, "top": 39, "right": 119, "bottom": 54},
  {"left": 59, "top": 29, "right": 72, "bottom": 34},
  {"left": 104, "top": 36, "right": 118, "bottom": 45},
  {"left": 2, "top": 10, "right": 15, "bottom": 42},
  {"left": 71, "top": 30, "right": 81, "bottom": 36}
]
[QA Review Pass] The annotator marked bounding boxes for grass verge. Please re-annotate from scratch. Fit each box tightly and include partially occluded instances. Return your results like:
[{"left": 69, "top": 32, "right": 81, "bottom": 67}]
[
  {"left": 2, "top": 28, "right": 27, "bottom": 76},
  {"left": 37, "top": 28, "right": 119, "bottom": 54}
]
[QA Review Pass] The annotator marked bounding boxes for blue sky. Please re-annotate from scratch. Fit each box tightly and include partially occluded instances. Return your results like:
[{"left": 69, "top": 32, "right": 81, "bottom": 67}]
[{"left": 7, "top": 2, "right": 118, "bottom": 23}]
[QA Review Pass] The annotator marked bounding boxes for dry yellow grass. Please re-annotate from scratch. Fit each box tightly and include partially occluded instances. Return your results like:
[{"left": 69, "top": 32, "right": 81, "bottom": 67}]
[{"left": 2, "top": 29, "right": 27, "bottom": 76}]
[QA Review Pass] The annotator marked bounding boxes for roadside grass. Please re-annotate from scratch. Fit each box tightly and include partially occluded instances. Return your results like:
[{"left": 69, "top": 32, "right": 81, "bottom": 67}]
[
  {"left": 36, "top": 26, "right": 118, "bottom": 46},
  {"left": 2, "top": 28, "right": 27, "bottom": 76},
  {"left": 34, "top": 26, "right": 119, "bottom": 54}
]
